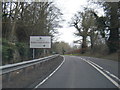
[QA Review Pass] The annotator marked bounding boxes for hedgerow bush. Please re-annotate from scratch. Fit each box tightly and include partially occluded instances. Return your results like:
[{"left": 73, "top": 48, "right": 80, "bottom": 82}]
[
  {"left": 2, "top": 39, "right": 32, "bottom": 64},
  {"left": 2, "top": 39, "right": 15, "bottom": 64}
]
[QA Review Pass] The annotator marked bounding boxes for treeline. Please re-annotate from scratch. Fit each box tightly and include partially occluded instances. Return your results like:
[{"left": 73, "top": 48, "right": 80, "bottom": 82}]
[
  {"left": 70, "top": 1, "right": 120, "bottom": 55},
  {"left": 52, "top": 41, "right": 72, "bottom": 55},
  {"left": 2, "top": 2, "right": 63, "bottom": 64}
]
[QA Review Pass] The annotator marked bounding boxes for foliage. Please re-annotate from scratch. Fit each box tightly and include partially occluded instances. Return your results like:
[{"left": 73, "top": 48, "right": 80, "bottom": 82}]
[
  {"left": 2, "top": 2, "right": 63, "bottom": 64},
  {"left": 70, "top": 1, "right": 119, "bottom": 54},
  {"left": 90, "top": 1, "right": 119, "bottom": 53},
  {"left": 15, "top": 42, "right": 30, "bottom": 61},
  {"left": 2, "top": 2, "right": 63, "bottom": 42},
  {"left": 52, "top": 41, "right": 72, "bottom": 54},
  {"left": 102, "top": 2, "right": 119, "bottom": 53},
  {"left": 2, "top": 39, "right": 15, "bottom": 64},
  {"left": 70, "top": 7, "right": 100, "bottom": 53},
  {"left": 2, "top": 39, "right": 33, "bottom": 64}
]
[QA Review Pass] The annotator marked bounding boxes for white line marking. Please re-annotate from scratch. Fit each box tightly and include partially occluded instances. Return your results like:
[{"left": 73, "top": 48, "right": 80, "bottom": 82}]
[
  {"left": 88, "top": 60, "right": 120, "bottom": 82},
  {"left": 80, "top": 57, "right": 120, "bottom": 82},
  {"left": 104, "top": 71, "right": 120, "bottom": 81},
  {"left": 34, "top": 56, "right": 65, "bottom": 88},
  {"left": 105, "top": 70, "right": 110, "bottom": 74},
  {"left": 83, "top": 60, "right": 120, "bottom": 88},
  {"left": 88, "top": 60, "right": 103, "bottom": 70}
]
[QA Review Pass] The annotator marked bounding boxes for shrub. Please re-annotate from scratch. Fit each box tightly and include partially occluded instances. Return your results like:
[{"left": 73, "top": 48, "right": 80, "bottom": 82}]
[
  {"left": 2, "top": 39, "right": 30, "bottom": 64},
  {"left": 2, "top": 39, "right": 15, "bottom": 64},
  {"left": 15, "top": 42, "right": 30, "bottom": 61}
]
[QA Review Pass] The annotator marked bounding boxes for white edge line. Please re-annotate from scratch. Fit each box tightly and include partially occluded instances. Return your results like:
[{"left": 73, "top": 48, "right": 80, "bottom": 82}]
[
  {"left": 34, "top": 56, "right": 65, "bottom": 88},
  {"left": 89, "top": 59, "right": 120, "bottom": 82},
  {"left": 80, "top": 57, "right": 120, "bottom": 82},
  {"left": 88, "top": 60, "right": 103, "bottom": 70},
  {"left": 84, "top": 60, "right": 120, "bottom": 89}
]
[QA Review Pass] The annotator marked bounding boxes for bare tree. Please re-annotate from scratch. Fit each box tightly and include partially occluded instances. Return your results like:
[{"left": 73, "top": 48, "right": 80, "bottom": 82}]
[
  {"left": 70, "top": 8, "right": 98, "bottom": 53},
  {"left": 2, "top": 1, "right": 63, "bottom": 63}
]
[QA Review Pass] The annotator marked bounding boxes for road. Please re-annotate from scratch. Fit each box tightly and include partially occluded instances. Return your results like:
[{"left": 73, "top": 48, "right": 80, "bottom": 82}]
[{"left": 35, "top": 55, "right": 119, "bottom": 88}]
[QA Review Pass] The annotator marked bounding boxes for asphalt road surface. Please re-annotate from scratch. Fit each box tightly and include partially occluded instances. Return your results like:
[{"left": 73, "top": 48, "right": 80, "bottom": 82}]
[{"left": 36, "top": 55, "right": 119, "bottom": 88}]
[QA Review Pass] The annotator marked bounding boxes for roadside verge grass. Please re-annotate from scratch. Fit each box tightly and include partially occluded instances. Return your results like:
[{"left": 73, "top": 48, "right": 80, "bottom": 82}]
[{"left": 66, "top": 52, "right": 119, "bottom": 62}]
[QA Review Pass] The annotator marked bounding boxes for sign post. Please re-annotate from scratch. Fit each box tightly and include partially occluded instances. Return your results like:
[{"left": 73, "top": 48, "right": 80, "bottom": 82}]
[
  {"left": 30, "top": 36, "right": 51, "bottom": 59},
  {"left": 33, "top": 48, "right": 35, "bottom": 59},
  {"left": 43, "top": 49, "right": 46, "bottom": 57}
]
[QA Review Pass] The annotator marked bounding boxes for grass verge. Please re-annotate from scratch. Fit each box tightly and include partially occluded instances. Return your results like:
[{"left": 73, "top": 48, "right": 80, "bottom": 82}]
[{"left": 66, "top": 52, "right": 119, "bottom": 62}]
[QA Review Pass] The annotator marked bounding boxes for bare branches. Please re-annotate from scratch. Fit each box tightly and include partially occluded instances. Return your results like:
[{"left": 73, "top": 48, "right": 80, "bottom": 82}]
[{"left": 2, "top": 2, "right": 63, "bottom": 42}]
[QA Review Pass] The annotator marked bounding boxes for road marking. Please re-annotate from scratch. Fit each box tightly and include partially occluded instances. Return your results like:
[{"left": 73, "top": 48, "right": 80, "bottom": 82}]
[
  {"left": 34, "top": 56, "right": 65, "bottom": 88},
  {"left": 80, "top": 57, "right": 120, "bottom": 82},
  {"left": 104, "top": 70, "right": 120, "bottom": 82},
  {"left": 82, "top": 59, "right": 120, "bottom": 89},
  {"left": 87, "top": 60, "right": 103, "bottom": 70}
]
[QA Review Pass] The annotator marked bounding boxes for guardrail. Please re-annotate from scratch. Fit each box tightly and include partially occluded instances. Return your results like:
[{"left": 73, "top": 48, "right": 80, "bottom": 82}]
[{"left": 0, "top": 54, "right": 60, "bottom": 75}]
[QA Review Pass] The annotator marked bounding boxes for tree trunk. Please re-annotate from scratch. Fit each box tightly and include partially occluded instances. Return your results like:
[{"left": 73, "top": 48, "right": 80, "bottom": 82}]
[
  {"left": 8, "top": 2, "right": 20, "bottom": 63},
  {"left": 81, "top": 36, "right": 87, "bottom": 53},
  {"left": 90, "top": 35, "right": 94, "bottom": 49}
]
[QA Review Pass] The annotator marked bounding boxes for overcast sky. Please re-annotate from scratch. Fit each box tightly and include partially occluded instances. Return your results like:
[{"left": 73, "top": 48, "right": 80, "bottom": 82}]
[
  {"left": 53, "top": 0, "right": 104, "bottom": 46},
  {"left": 54, "top": 0, "right": 88, "bottom": 46}
]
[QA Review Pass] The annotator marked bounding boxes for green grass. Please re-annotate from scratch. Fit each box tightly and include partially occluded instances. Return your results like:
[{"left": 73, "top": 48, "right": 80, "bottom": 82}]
[{"left": 66, "top": 52, "right": 119, "bottom": 62}]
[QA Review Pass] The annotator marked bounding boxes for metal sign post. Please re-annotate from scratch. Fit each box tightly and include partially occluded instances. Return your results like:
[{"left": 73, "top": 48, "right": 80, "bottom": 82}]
[
  {"left": 30, "top": 36, "right": 51, "bottom": 58},
  {"left": 44, "top": 49, "right": 46, "bottom": 57},
  {"left": 33, "top": 48, "right": 35, "bottom": 59}
]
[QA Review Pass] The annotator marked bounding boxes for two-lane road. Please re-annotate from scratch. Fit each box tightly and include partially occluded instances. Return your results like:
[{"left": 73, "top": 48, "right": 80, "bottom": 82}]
[{"left": 36, "top": 55, "right": 119, "bottom": 88}]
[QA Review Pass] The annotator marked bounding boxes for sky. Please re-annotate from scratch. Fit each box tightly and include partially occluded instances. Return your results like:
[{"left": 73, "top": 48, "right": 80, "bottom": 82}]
[
  {"left": 54, "top": 0, "right": 88, "bottom": 46},
  {"left": 53, "top": 0, "right": 104, "bottom": 46}
]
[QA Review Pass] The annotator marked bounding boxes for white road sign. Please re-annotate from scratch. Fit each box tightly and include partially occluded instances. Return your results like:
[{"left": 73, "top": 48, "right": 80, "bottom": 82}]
[{"left": 30, "top": 36, "right": 51, "bottom": 48}]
